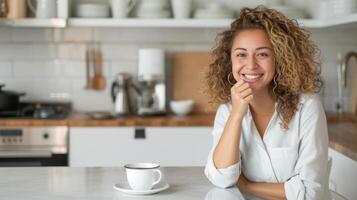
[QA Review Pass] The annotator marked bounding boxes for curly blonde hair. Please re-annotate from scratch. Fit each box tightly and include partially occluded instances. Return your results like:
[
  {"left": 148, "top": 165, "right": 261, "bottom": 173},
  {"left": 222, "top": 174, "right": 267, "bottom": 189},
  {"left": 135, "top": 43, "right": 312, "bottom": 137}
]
[{"left": 206, "top": 6, "right": 322, "bottom": 129}]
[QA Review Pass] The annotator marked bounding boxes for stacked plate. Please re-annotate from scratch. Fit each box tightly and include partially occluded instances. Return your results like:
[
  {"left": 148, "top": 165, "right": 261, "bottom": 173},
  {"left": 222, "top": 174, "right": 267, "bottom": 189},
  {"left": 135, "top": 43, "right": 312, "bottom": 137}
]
[
  {"left": 136, "top": 0, "right": 171, "bottom": 18},
  {"left": 329, "top": 0, "right": 356, "bottom": 17},
  {"left": 194, "top": 3, "right": 234, "bottom": 19},
  {"left": 137, "top": 10, "right": 171, "bottom": 18},
  {"left": 76, "top": 3, "right": 110, "bottom": 18}
]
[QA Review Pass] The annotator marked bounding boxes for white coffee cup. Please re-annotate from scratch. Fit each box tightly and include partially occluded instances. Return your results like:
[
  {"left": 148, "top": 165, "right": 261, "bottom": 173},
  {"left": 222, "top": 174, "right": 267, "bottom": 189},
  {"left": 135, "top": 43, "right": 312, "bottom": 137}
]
[
  {"left": 171, "top": 0, "right": 192, "bottom": 18},
  {"left": 124, "top": 163, "right": 162, "bottom": 190},
  {"left": 27, "top": 0, "right": 57, "bottom": 18},
  {"left": 111, "top": 0, "right": 136, "bottom": 18}
]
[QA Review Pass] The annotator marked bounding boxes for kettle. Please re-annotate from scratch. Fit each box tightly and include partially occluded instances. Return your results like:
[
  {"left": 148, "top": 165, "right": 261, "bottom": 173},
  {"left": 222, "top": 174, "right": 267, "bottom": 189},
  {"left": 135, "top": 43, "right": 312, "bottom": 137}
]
[{"left": 111, "top": 73, "right": 131, "bottom": 115}]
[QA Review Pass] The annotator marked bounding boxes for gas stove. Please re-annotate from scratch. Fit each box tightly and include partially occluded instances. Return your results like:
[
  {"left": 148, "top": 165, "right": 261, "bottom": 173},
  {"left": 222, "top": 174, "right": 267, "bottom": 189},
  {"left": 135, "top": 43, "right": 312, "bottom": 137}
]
[{"left": 0, "top": 102, "right": 72, "bottom": 119}]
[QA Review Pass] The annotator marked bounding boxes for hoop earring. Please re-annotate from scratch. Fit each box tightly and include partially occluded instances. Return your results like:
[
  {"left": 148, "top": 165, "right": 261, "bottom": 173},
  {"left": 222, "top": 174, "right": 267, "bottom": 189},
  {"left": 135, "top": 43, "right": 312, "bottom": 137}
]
[{"left": 227, "top": 72, "right": 236, "bottom": 85}]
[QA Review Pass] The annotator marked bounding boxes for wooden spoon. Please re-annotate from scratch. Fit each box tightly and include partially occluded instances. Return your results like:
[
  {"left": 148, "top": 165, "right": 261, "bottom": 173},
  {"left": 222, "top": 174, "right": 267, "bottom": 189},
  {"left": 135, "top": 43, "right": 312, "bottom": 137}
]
[{"left": 91, "top": 49, "right": 106, "bottom": 90}]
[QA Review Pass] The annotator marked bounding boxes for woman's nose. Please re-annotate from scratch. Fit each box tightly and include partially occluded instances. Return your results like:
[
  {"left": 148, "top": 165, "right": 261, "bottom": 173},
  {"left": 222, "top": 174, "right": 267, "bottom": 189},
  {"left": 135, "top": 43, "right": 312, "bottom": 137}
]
[{"left": 246, "top": 55, "right": 258, "bottom": 69}]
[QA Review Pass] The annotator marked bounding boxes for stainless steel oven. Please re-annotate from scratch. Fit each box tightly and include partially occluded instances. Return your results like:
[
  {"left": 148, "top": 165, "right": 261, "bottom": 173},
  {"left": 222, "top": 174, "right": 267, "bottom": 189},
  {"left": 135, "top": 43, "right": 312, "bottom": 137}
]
[{"left": 0, "top": 127, "right": 68, "bottom": 167}]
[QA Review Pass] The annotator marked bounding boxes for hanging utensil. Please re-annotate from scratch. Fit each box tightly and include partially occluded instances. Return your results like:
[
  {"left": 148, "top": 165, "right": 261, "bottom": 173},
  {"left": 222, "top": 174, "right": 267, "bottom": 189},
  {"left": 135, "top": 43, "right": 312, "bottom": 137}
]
[
  {"left": 85, "top": 47, "right": 92, "bottom": 89},
  {"left": 91, "top": 49, "right": 106, "bottom": 90}
]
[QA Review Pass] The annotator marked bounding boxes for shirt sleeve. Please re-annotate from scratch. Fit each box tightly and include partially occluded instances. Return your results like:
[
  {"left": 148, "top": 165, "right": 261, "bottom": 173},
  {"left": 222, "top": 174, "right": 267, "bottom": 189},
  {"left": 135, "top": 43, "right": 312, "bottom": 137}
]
[
  {"left": 204, "top": 104, "right": 241, "bottom": 189},
  {"left": 284, "top": 95, "right": 330, "bottom": 200}
]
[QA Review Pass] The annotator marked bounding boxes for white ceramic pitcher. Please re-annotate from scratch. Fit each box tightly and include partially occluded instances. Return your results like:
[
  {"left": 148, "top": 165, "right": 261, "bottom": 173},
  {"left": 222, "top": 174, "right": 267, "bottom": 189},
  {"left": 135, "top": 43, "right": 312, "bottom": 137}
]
[
  {"left": 111, "top": 0, "right": 136, "bottom": 18},
  {"left": 27, "top": 0, "right": 57, "bottom": 18}
]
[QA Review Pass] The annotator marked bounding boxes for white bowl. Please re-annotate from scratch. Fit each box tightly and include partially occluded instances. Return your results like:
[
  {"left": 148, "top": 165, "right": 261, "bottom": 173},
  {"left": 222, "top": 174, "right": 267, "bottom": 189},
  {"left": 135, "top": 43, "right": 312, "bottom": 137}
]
[
  {"left": 193, "top": 7, "right": 234, "bottom": 19},
  {"left": 76, "top": 3, "right": 110, "bottom": 18},
  {"left": 170, "top": 100, "right": 194, "bottom": 116}
]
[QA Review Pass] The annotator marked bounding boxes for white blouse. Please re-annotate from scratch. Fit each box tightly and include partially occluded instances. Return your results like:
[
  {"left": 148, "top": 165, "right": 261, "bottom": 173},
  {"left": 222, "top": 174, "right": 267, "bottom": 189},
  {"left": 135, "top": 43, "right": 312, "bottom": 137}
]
[{"left": 204, "top": 94, "right": 331, "bottom": 200}]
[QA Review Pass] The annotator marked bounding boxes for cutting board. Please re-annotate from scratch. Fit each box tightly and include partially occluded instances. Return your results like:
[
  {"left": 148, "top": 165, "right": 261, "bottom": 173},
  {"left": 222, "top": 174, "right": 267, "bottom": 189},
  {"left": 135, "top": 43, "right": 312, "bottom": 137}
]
[{"left": 170, "top": 52, "right": 218, "bottom": 114}]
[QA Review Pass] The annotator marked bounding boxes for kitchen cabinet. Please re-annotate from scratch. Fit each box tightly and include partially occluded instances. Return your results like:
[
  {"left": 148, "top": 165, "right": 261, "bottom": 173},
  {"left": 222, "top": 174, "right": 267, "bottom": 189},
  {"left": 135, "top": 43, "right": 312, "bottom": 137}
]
[
  {"left": 2, "top": 0, "right": 357, "bottom": 29},
  {"left": 2, "top": 14, "right": 357, "bottom": 28},
  {"left": 329, "top": 148, "right": 357, "bottom": 200},
  {"left": 69, "top": 127, "right": 212, "bottom": 167}
]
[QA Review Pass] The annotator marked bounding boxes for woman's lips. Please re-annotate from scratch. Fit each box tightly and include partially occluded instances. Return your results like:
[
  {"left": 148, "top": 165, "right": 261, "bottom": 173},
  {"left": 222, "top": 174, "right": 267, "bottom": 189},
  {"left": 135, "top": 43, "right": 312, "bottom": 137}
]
[{"left": 241, "top": 73, "right": 263, "bottom": 83}]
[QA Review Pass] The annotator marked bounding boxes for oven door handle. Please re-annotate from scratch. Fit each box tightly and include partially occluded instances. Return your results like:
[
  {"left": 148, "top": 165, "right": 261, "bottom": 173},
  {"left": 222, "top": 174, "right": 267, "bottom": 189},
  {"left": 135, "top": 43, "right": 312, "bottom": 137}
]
[{"left": 0, "top": 151, "right": 52, "bottom": 158}]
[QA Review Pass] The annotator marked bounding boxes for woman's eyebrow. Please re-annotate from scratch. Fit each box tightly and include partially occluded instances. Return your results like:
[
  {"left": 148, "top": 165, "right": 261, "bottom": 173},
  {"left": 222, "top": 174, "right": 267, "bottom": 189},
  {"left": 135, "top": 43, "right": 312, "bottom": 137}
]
[
  {"left": 234, "top": 47, "right": 272, "bottom": 51},
  {"left": 234, "top": 48, "right": 247, "bottom": 51},
  {"left": 256, "top": 47, "right": 272, "bottom": 50}
]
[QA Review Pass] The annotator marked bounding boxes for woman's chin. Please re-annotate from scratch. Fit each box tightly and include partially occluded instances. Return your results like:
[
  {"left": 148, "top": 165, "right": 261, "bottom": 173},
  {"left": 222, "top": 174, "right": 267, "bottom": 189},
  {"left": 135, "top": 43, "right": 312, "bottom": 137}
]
[{"left": 248, "top": 84, "right": 269, "bottom": 94}]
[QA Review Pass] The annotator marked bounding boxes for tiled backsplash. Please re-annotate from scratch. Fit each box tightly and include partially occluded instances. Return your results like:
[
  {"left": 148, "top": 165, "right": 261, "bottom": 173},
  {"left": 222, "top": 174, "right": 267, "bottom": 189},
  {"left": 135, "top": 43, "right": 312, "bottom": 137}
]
[{"left": 0, "top": 27, "right": 357, "bottom": 112}]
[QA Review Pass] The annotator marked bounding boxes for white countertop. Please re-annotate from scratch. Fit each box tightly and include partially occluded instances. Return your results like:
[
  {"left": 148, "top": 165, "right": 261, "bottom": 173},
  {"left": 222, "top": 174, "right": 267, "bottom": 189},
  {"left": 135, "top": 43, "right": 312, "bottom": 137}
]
[{"left": 0, "top": 167, "right": 245, "bottom": 200}]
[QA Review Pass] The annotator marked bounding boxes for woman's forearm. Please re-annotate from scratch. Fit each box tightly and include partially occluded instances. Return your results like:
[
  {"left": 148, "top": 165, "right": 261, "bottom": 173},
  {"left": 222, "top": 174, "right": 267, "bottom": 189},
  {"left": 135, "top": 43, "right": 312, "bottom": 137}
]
[
  {"left": 244, "top": 181, "right": 287, "bottom": 200},
  {"left": 213, "top": 112, "right": 243, "bottom": 168}
]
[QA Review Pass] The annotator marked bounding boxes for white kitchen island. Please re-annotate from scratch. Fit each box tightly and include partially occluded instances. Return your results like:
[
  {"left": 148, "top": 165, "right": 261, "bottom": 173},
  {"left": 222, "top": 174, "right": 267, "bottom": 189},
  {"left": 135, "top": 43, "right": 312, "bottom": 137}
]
[{"left": 0, "top": 167, "right": 245, "bottom": 200}]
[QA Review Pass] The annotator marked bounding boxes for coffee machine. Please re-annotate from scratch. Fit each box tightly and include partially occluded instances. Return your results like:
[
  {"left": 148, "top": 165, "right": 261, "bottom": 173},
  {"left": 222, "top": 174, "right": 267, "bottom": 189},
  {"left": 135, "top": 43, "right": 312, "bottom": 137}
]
[{"left": 131, "top": 48, "right": 166, "bottom": 116}]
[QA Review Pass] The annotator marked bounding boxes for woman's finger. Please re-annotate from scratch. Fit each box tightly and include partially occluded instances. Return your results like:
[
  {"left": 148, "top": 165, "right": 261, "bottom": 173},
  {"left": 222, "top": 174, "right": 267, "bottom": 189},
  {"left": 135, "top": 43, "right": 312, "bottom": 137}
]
[
  {"left": 233, "top": 75, "right": 244, "bottom": 87},
  {"left": 238, "top": 87, "right": 253, "bottom": 99},
  {"left": 237, "top": 82, "right": 250, "bottom": 93}
]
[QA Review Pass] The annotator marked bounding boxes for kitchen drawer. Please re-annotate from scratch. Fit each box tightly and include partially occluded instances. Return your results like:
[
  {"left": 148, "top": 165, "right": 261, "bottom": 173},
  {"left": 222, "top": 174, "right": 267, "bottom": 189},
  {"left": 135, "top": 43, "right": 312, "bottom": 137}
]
[{"left": 69, "top": 127, "right": 212, "bottom": 167}]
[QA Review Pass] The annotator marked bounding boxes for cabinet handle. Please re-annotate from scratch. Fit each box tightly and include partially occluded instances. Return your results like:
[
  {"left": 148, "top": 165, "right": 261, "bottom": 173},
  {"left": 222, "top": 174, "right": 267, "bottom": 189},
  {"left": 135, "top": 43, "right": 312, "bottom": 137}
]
[{"left": 134, "top": 128, "right": 146, "bottom": 139}]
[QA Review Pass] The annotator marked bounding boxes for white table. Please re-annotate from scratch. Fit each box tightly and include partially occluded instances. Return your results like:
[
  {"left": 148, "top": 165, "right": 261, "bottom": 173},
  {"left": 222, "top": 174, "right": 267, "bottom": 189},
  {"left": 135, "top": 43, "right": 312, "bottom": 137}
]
[{"left": 0, "top": 167, "right": 245, "bottom": 200}]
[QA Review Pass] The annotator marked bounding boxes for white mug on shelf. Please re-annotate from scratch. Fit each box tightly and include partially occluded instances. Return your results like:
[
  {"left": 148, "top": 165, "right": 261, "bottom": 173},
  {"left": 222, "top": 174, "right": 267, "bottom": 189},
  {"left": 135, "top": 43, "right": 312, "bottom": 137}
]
[
  {"left": 124, "top": 163, "right": 162, "bottom": 190},
  {"left": 171, "top": 0, "right": 192, "bottom": 18},
  {"left": 27, "top": 0, "right": 57, "bottom": 18},
  {"left": 111, "top": 0, "right": 136, "bottom": 18},
  {"left": 57, "top": 0, "right": 68, "bottom": 18}
]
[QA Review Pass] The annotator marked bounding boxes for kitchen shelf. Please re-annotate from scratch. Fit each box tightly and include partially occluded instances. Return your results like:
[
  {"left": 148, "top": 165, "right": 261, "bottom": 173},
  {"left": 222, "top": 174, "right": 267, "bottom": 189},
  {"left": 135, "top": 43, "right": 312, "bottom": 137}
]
[
  {"left": 67, "top": 14, "right": 357, "bottom": 28},
  {"left": 298, "top": 13, "right": 357, "bottom": 28},
  {"left": 67, "top": 18, "right": 233, "bottom": 28},
  {"left": 1, "top": 13, "right": 357, "bottom": 28},
  {"left": 0, "top": 18, "right": 66, "bottom": 28}
]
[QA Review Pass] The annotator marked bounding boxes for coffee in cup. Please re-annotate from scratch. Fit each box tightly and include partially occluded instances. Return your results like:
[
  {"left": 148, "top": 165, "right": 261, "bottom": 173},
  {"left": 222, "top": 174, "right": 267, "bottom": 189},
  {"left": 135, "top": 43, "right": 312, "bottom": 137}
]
[{"left": 124, "top": 163, "right": 162, "bottom": 190}]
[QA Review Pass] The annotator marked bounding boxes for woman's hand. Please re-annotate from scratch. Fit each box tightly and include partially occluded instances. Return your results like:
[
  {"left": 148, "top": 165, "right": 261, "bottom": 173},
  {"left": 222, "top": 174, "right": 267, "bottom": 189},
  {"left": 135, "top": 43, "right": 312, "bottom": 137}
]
[
  {"left": 230, "top": 79, "right": 253, "bottom": 118},
  {"left": 237, "top": 174, "right": 250, "bottom": 193},
  {"left": 237, "top": 175, "right": 287, "bottom": 200}
]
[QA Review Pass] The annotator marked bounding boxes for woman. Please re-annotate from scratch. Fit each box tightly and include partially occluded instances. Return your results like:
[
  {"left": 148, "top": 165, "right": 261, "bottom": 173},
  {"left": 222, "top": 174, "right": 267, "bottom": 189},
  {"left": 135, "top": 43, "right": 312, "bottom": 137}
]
[{"left": 204, "top": 6, "right": 330, "bottom": 200}]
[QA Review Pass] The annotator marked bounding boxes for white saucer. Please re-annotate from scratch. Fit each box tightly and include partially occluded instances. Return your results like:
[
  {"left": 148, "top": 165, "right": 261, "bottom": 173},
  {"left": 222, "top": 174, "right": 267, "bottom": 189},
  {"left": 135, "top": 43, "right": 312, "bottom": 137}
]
[{"left": 113, "top": 182, "right": 170, "bottom": 195}]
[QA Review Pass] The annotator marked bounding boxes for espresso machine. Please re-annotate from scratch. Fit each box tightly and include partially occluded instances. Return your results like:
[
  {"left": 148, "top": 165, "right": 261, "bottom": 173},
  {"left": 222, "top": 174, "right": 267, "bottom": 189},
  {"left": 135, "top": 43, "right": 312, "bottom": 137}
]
[{"left": 131, "top": 48, "right": 166, "bottom": 116}]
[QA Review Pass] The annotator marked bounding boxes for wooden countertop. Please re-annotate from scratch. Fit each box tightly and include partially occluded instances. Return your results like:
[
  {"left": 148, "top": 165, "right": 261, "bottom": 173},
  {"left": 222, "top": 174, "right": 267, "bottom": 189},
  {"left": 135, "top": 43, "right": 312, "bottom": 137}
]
[
  {"left": 0, "top": 112, "right": 356, "bottom": 161},
  {"left": 0, "top": 112, "right": 216, "bottom": 127},
  {"left": 326, "top": 113, "right": 357, "bottom": 161}
]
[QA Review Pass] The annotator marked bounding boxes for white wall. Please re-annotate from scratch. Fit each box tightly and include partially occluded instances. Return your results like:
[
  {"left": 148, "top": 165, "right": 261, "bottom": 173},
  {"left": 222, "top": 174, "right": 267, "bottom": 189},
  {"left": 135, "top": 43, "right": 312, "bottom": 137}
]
[
  {"left": 1, "top": 0, "right": 357, "bottom": 112},
  {"left": 0, "top": 27, "right": 218, "bottom": 111},
  {"left": 1, "top": 26, "right": 356, "bottom": 112}
]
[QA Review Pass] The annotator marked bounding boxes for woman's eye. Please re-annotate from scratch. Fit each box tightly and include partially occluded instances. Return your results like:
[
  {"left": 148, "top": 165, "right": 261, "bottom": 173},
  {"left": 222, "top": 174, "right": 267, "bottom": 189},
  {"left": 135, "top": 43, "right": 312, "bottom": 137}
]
[
  {"left": 236, "top": 53, "right": 246, "bottom": 57},
  {"left": 257, "top": 53, "right": 269, "bottom": 58}
]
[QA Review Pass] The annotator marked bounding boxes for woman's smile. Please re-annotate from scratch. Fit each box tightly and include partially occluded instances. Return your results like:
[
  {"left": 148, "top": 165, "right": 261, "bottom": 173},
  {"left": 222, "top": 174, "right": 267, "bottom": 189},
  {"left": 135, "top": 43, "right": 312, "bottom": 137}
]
[{"left": 240, "top": 73, "right": 264, "bottom": 83}]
